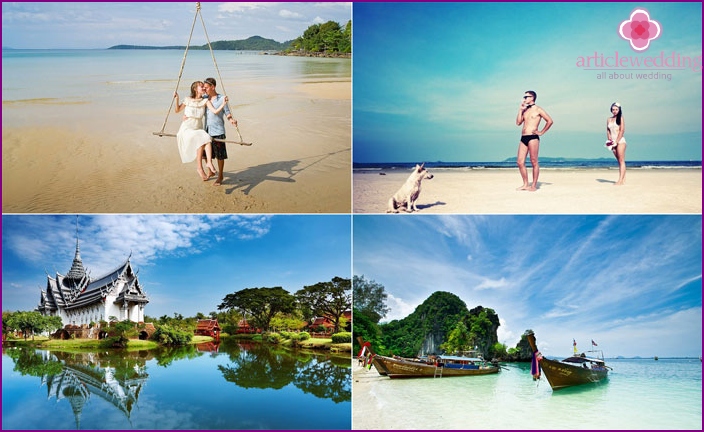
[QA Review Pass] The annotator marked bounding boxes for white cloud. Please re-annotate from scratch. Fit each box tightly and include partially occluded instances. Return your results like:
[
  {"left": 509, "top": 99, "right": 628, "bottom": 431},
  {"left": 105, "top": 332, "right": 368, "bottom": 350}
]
[
  {"left": 476, "top": 277, "right": 508, "bottom": 290},
  {"left": 279, "top": 10, "right": 303, "bottom": 19},
  {"left": 385, "top": 293, "right": 417, "bottom": 322},
  {"left": 218, "top": 3, "right": 268, "bottom": 14}
]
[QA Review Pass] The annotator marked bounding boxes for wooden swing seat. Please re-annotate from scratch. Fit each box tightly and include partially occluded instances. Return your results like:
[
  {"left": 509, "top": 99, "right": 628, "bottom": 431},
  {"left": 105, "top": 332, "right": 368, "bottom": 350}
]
[{"left": 152, "top": 131, "right": 252, "bottom": 146}]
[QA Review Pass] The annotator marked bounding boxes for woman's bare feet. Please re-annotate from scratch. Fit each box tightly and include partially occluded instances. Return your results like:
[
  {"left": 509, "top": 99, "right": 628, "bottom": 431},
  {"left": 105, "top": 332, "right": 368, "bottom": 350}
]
[{"left": 196, "top": 168, "right": 207, "bottom": 181}]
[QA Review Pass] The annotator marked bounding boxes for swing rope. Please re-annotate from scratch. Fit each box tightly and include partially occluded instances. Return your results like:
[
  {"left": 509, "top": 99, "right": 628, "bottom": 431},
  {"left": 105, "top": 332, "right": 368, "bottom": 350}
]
[
  {"left": 197, "top": 6, "right": 244, "bottom": 143},
  {"left": 154, "top": 2, "right": 250, "bottom": 145},
  {"left": 157, "top": 3, "right": 200, "bottom": 136}
]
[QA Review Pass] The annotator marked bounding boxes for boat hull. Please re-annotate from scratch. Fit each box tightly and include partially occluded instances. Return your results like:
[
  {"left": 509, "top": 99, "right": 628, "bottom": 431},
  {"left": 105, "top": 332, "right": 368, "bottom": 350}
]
[
  {"left": 373, "top": 355, "right": 499, "bottom": 379},
  {"left": 526, "top": 331, "right": 609, "bottom": 390},
  {"left": 539, "top": 357, "right": 608, "bottom": 390}
]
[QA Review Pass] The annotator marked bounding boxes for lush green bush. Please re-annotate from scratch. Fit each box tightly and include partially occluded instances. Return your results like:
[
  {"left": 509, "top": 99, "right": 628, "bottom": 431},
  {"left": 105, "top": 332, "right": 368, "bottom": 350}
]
[
  {"left": 222, "top": 324, "right": 238, "bottom": 335},
  {"left": 152, "top": 325, "right": 193, "bottom": 346},
  {"left": 331, "top": 332, "right": 351, "bottom": 343},
  {"left": 491, "top": 342, "right": 508, "bottom": 358},
  {"left": 267, "top": 333, "right": 284, "bottom": 344},
  {"left": 252, "top": 334, "right": 263, "bottom": 342},
  {"left": 299, "top": 331, "right": 311, "bottom": 341},
  {"left": 113, "top": 320, "right": 140, "bottom": 339},
  {"left": 100, "top": 335, "right": 128, "bottom": 348},
  {"left": 280, "top": 331, "right": 300, "bottom": 341}
]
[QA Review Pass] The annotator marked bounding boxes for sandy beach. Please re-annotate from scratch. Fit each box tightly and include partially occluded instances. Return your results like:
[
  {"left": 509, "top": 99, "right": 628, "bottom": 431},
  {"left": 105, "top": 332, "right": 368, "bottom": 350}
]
[
  {"left": 354, "top": 168, "right": 702, "bottom": 214},
  {"left": 353, "top": 363, "right": 394, "bottom": 430},
  {"left": 3, "top": 66, "right": 350, "bottom": 214}
]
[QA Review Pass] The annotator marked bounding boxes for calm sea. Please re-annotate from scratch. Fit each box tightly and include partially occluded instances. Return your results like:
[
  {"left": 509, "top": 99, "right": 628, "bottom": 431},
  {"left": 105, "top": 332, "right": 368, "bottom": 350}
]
[
  {"left": 2, "top": 48, "right": 351, "bottom": 128},
  {"left": 354, "top": 160, "right": 702, "bottom": 172},
  {"left": 353, "top": 358, "right": 702, "bottom": 430}
]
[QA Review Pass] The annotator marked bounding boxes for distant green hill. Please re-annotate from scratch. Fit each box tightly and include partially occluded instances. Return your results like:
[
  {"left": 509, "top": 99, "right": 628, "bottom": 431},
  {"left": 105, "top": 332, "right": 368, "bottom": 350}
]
[
  {"left": 109, "top": 36, "right": 292, "bottom": 51},
  {"left": 379, "top": 291, "right": 500, "bottom": 359}
]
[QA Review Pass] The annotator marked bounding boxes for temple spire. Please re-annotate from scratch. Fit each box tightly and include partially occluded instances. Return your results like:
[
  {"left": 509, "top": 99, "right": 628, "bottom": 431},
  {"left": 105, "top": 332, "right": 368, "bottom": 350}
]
[{"left": 66, "top": 216, "right": 86, "bottom": 281}]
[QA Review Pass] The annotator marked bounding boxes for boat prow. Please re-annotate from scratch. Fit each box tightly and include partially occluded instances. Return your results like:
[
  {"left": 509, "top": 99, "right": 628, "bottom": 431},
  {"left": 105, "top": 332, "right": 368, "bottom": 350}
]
[{"left": 526, "top": 331, "right": 610, "bottom": 391}]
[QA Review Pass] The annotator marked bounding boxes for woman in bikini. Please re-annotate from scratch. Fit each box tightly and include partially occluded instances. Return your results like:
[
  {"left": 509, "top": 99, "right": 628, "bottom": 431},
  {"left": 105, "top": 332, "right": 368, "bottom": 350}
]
[
  {"left": 174, "top": 81, "right": 228, "bottom": 180},
  {"left": 606, "top": 102, "right": 627, "bottom": 185}
]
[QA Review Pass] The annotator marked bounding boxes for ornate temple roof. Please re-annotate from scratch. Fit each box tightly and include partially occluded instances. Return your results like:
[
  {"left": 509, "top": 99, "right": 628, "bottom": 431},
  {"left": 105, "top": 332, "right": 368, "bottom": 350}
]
[
  {"left": 37, "top": 225, "right": 148, "bottom": 314},
  {"left": 65, "top": 236, "right": 86, "bottom": 281}
]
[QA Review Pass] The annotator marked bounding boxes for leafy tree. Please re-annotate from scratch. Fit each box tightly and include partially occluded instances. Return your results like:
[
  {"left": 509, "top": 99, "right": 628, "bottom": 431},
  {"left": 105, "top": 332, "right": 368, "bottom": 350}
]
[
  {"left": 293, "top": 20, "right": 351, "bottom": 54},
  {"left": 5, "top": 311, "right": 61, "bottom": 340},
  {"left": 153, "top": 325, "right": 193, "bottom": 346},
  {"left": 340, "top": 20, "right": 352, "bottom": 53},
  {"left": 353, "top": 275, "right": 389, "bottom": 323},
  {"left": 492, "top": 342, "right": 508, "bottom": 359},
  {"left": 466, "top": 307, "right": 500, "bottom": 357},
  {"left": 270, "top": 311, "right": 307, "bottom": 333},
  {"left": 352, "top": 312, "right": 384, "bottom": 354},
  {"left": 218, "top": 287, "right": 296, "bottom": 332},
  {"left": 295, "top": 277, "right": 351, "bottom": 334},
  {"left": 440, "top": 321, "right": 471, "bottom": 354}
]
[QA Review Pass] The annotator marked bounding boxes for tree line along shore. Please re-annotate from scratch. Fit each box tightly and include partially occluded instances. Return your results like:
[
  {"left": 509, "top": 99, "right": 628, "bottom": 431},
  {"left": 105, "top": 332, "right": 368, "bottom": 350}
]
[{"left": 109, "top": 20, "right": 351, "bottom": 57}]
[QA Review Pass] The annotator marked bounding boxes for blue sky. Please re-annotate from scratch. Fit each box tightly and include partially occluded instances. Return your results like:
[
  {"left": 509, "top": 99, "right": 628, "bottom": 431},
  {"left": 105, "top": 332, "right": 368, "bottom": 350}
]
[
  {"left": 353, "top": 2, "right": 702, "bottom": 163},
  {"left": 353, "top": 215, "right": 702, "bottom": 358},
  {"left": 2, "top": 215, "right": 351, "bottom": 319},
  {"left": 1, "top": 2, "right": 351, "bottom": 48}
]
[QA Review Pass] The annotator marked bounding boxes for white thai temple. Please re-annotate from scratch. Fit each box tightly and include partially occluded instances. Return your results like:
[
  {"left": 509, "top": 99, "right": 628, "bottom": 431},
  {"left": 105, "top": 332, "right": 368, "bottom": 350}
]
[{"left": 36, "top": 228, "right": 149, "bottom": 326}]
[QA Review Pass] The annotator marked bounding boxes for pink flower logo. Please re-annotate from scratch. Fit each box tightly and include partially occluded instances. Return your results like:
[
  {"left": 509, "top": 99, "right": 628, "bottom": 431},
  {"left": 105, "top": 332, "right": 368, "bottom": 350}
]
[{"left": 619, "top": 8, "right": 661, "bottom": 52}]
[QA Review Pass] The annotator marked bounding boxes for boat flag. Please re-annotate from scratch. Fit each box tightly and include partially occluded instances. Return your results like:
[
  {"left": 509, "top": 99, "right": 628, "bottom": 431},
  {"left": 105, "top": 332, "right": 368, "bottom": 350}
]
[
  {"left": 592, "top": 339, "right": 598, "bottom": 346},
  {"left": 573, "top": 339, "right": 578, "bottom": 354}
]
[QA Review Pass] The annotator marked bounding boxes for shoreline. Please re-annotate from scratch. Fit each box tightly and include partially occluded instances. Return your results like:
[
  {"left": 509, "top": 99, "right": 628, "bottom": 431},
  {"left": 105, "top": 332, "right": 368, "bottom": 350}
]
[
  {"left": 2, "top": 81, "right": 351, "bottom": 214},
  {"left": 354, "top": 168, "right": 702, "bottom": 214}
]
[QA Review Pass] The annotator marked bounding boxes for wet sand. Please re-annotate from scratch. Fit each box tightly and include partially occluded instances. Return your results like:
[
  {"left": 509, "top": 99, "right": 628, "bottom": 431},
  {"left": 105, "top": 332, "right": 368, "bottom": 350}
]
[
  {"left": 352, "top": 363, "right": 390, "bottom": 430},
  {"left": 2, "top": 80, "right": 351, "bottom": 213},
  {"left": 354, "top": 168, "right": 702, "bottom": 214}
]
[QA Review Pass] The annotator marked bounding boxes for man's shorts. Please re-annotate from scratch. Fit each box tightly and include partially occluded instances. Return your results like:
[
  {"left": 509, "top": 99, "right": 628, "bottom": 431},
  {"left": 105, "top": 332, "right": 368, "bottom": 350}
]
[{"left": 207, "top": 134, "right": 228, "bottom": 160}]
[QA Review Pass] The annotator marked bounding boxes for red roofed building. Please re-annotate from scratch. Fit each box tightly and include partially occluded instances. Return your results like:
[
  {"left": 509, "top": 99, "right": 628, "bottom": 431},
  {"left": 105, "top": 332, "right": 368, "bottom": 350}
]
[
  {"left": 194, "top": 319, "right": 220, "bottom": 340},
  {"left": 236, "top": 319, "right": 261, "bottom": 334},
  {"left": 308, "top": 310, "right": 352, "bottom": 336}
]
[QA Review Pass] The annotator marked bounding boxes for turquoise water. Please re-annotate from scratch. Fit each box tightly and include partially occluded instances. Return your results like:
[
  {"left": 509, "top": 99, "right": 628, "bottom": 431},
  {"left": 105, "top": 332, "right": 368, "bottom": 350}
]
[
  {"left": 2, "top": 48, "right": 351, "bottom": 129},
  {"left": 353, "top": 358, "right": 701, "bottom": 430}
]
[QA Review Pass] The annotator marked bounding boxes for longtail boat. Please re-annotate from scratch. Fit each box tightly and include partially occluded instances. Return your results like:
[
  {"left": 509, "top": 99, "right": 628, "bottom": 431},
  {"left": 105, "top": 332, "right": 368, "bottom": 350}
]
[
  {"left": 526, "top": 331, "right": 610, "bottom": 390},
  {"left": 372, "top": 354, "right": 500, "bottom": 378},
  {"left": 356, "top": 337, "right": 499, "bottom": 378}
]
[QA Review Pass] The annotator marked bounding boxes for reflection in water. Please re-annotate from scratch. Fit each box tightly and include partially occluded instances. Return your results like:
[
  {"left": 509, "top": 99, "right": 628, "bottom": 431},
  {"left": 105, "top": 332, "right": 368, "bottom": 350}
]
[
  {"left": 3, "top": 341, "right": 350, "bottom": 430},
  {"left": 218, "top": 341, "right": 351, "bottom": 403},
  {"left": 5, "top": 348, "right": 152, "bottom": 429}
]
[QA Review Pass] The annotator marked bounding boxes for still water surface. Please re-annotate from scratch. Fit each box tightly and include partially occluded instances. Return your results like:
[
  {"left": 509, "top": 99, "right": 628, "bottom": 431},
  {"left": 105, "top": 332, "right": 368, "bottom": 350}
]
[{"left": 2, "top": 340, "right": 351, "bottom": 430}]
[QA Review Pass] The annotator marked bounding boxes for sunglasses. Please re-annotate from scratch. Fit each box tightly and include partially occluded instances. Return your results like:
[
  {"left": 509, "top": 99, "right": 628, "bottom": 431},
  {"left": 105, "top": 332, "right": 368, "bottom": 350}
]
[{"left": 523, "top": 95, "right": 533, "bottom": 99}]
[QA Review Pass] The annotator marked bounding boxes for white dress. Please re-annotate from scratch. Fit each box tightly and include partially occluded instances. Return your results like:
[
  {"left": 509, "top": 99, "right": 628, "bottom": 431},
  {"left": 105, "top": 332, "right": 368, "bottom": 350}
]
[
  {"left": 607, "top": 119, "right": 626, "bottom": 145},
  {"left": 176, "top": 97, "right": 211, "bottom": 163}
]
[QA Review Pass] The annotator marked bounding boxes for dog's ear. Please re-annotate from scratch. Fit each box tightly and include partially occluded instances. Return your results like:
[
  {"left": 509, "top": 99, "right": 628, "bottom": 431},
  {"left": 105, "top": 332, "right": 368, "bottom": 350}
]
[{"left": 419, "top": 163, "right": 425, "bottom": 171}]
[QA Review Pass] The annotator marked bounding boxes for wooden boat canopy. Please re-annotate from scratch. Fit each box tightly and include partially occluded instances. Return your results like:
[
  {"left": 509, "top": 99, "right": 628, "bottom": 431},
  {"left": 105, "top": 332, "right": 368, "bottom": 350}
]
[{"left": 560, "top": 355, "right": 606, "bottom": 365}]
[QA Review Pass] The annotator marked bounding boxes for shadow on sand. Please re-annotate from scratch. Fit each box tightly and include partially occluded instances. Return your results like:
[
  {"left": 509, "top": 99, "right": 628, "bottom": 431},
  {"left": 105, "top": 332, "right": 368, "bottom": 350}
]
[
  {"left": 416, "top": 201, "right": 446, "bottom": 211},
  {"left": 218, "top": 148, "right": 350, "bottom": 195}
]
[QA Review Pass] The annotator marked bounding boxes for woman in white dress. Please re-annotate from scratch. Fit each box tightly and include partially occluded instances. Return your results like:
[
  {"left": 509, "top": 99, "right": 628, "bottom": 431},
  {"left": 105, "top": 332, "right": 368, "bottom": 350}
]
[
  {"left": 174, "top": 81, "right": 228, "bottom": 180},
  {"left": 606, "top": 102, "right": 627, "bottom": 185}
]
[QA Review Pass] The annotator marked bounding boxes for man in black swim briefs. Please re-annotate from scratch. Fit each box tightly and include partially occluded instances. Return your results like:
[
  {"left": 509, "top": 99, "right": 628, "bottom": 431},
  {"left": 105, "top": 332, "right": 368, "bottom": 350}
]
[
  {"left": 520, "top": 134, "right": 540, "bottom": 146},
  {"left": 515, "top": 90, "right": 553, "bottom": 191}
]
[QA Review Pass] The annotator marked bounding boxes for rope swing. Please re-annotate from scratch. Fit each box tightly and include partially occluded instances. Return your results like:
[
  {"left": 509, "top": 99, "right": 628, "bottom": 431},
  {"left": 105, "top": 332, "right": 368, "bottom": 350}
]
[{"left": 153, "top": 2, "right": 251, "bottom": 146}]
